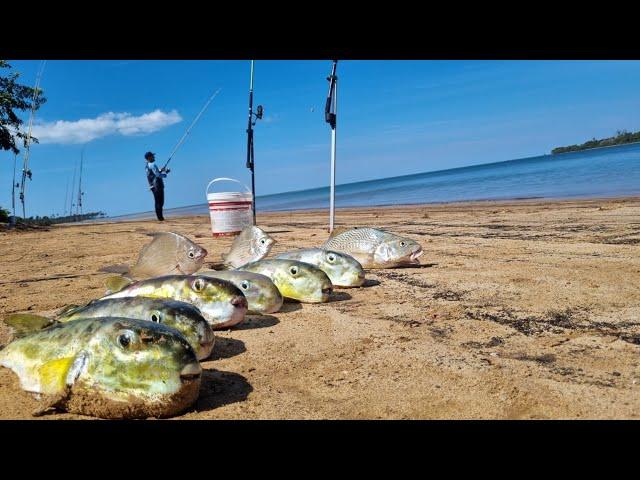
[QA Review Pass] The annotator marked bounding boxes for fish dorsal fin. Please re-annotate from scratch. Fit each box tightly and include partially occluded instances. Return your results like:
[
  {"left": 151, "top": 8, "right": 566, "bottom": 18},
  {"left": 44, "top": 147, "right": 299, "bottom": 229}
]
[
  {"left": 129, "top": 233, "right": 182, "bottom": 278},
  {"left": 3, "top": 314, "right": 56, "bottom": 337},
  {"left": 105, "top": 275, "right": 133, "bottom": 294},
  {"left": 56, "top": 304, "right": 81, "bottom": 316},
  {"left": 327, "top": 226, "right": 353, "bottom": 239}
]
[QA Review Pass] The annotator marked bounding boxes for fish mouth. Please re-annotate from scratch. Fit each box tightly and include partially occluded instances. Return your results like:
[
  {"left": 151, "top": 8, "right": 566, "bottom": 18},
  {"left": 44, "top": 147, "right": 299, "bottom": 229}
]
[
  {"left": 197, "top": 249, "right": 208, "bottom": 260},
  {"left": 209, "top": 297, "right": 248, "bottom": 330},
  {"left": 320, "top": 285, "right": 333, "bottom": 301},
  {"left": 408, "top": 247, "right": 423, "bottom": 264},
  {"left": 180, "top": 362, "right": 202, "bottom": 381},
  {"left": 198, "top": 337, "right": 216, "bottom": 360},
  {"left": 231, "top": 295, "right": 248, "bottom": 309}
]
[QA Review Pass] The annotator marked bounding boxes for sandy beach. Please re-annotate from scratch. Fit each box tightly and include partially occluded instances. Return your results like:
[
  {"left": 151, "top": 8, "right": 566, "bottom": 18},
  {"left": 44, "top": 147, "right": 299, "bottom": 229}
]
[{"left": 1, "top": 196, "right": 639, "bottom": 419}]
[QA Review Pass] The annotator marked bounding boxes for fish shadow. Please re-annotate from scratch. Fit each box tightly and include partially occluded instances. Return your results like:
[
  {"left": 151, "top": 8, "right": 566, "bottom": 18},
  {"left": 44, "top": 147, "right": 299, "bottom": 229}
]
[
  {"left": 394, "top": 263, "right": 438, "bottom": 269},
  {"left": 265, "top": 230, "right": 292, "bottom": 234},
  {"left": 196, "top": 369, "right": 253, "bottom": 412},
  {"left": 361, "top": 279, "right": 381, "bottom": 288},
  {"left": 234, "top": 315, "right": 280, "bottom": 330},
  {"left": 208, "top": 337, "right": 247, "bottom": 360},
  {"left": 329, "top": 291, "right": 352, "bottom": 302},
  {"left": 279, "top": 302, "right": 303, "bottom": 313}
]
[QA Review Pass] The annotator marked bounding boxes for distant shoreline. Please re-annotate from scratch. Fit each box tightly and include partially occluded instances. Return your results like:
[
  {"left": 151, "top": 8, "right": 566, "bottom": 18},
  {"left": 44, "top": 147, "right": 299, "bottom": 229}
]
[{"left": 551, "top": 135, "right": 640, "bottom": 155}]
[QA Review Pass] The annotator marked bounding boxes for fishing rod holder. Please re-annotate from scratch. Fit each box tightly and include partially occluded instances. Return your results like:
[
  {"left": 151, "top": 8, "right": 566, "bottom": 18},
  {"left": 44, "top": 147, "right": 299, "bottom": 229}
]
[{"left": 325, "top": 60, "right": 338, "bottom": 129}]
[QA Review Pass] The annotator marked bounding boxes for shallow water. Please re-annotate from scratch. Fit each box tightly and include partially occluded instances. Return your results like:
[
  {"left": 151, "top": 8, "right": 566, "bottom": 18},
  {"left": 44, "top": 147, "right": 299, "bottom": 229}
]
[{"left": 107, "top": 142, "right": 640, "bottom": 221}]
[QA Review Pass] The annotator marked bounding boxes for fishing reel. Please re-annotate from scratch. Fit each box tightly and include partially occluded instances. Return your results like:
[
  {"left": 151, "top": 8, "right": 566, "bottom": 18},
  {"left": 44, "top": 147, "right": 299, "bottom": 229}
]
[{"left": 251, "top": 105, "right": 264, "bottom": 126}]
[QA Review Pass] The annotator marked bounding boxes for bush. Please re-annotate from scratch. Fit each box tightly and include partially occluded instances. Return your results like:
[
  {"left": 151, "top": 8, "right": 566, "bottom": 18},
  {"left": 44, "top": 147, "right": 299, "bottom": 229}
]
[{"left": 0, "top": 206, "right": 9, "bottom": 222}]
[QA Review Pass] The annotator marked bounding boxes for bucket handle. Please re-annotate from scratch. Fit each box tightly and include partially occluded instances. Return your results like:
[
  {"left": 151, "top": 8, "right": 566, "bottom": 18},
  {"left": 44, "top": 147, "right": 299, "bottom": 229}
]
[{"left": 206, "top": 177, "right": 252, "bottom": 196}]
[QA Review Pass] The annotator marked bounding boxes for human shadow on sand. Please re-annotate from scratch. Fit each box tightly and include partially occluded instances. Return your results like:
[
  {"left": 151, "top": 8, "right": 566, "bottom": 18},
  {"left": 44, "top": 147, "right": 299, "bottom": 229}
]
[
  {"left": 195, "top": 369, "right": 253, "bottom": 412},
  {"left": 233, "top": 315, "right": 280, "bottom": 330},
  {"left": 207, "top": 337, "right": 246, "bottom": 360}
]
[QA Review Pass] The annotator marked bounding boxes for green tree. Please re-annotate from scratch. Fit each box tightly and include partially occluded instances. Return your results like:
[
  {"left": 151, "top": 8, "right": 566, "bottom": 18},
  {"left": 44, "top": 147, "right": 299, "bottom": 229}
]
[{"left": 0, "top": 60, "right": 46, "bottom": 154}]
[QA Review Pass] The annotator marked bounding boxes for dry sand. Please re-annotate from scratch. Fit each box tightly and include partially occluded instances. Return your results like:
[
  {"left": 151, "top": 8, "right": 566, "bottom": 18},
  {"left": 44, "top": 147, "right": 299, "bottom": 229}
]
[{"left": 1, "top": 197, "right": 639, "bottom": 419}]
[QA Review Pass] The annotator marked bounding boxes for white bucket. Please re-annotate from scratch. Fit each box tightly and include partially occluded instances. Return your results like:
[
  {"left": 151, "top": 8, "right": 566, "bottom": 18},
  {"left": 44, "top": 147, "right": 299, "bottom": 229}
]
[{"left": 206, "top": 177, "right": 253, "bottom": 237}]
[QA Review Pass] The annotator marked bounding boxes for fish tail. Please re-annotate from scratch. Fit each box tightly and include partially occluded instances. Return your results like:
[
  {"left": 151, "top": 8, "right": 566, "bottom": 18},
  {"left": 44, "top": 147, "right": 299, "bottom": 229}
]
[
  {"left": 105, "top": 275, "right": 134, "bottom": 294},
  {"left": 99, "top": 264, "right": 130, "bottom": 275}
]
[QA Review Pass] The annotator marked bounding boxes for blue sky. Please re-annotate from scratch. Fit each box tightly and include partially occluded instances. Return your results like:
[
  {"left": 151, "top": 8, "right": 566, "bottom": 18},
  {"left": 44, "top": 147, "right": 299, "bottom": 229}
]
[{"left": 2, "top": 60, "right": 640, "bottom": 217}]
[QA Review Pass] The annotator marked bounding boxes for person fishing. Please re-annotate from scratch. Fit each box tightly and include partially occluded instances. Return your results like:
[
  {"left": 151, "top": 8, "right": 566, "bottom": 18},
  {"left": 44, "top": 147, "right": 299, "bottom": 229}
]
[{"left": 144, "top": 151, "right": 169, "bottom": 221}]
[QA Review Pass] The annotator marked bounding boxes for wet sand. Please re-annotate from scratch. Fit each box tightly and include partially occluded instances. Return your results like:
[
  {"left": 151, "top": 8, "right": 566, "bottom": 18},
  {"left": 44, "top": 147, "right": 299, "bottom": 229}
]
[{"left": 1, "top": 196, "right": 639, "bottom": 419}]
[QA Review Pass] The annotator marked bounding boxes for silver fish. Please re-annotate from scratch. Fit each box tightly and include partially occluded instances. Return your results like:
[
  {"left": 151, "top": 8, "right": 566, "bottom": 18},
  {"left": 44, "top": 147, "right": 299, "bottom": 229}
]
[
  {"left": 100, "top": 232, "right": 208, "bottom": 278},
  {"left": 322, "top": 227, "right": 423, "bottom": 268},
  {"left": 221, "top": 226, "right": 275, "bottom": 269}
]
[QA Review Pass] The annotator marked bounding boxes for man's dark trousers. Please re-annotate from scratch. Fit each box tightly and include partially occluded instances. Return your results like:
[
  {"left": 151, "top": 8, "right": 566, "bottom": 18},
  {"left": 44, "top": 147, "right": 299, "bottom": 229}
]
[{"left": 152, "top": 186, "right": 165, "bottom": 221}]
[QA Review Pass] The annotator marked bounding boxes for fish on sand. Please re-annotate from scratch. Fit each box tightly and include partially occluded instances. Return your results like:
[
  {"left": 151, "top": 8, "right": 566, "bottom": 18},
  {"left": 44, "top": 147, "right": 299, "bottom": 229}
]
[
  {"left": 100, "top": 232, "right": 208, "bottom": 278},
  {"left": 275, "top": 248, "right": 365, "bottom": 287},
  {"left": 0, "top": 317, "right": 202, "bottom": 419},
  {"left": 215, "top": 226, "right": 275, "bottom": 269},
  {"left": 237, "top": 259, "right": 333, "bottom": 303},
  {"left": 102, "top": 275, "right": 248, "bottom": 329},
  {"left": 198, "top": 270, "right": 283, "bottom": 314},
  {"left": 4, "top": 297, "right": 215, "bottom": 361},
  {"left": 322, "top": 227, "right": 423, "bottom": 268}
]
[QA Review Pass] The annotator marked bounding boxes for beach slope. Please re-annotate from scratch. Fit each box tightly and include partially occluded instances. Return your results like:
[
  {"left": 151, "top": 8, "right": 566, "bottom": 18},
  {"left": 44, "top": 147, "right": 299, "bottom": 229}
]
[{"left": 1, "top": 197, "right": 639, "bottom": 419}]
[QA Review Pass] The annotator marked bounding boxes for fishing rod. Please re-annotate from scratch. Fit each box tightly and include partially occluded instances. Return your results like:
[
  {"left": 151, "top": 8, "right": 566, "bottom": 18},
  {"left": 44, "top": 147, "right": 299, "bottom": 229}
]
[
  {"left": 325, "top": 60, "right": 338, "bottom": 233},
  {"left": 161, "top": 88, "right": 222, "bottom": 171},
  {"left": 19, "top": 60, "right": 46, "bottom": 219},
  {"left": 63, "top": 175, "right": 70, "bottom": 217},
  {"left": 69, "top": 157, "right": 78, "bottom": 216},
  {"left": 77, "top": 146, "right": 85, "bottom": 216},
  {"left": 11, "top": 153, "right": 17, "bottom": 218},
  {"left": 246, "top": 60, "right": 264, "bottom": 225}
]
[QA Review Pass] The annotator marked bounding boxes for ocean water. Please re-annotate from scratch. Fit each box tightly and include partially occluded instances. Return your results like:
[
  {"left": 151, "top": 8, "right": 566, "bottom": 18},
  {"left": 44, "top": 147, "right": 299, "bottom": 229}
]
[{"left": 107, "top": 142, "right": 640, "bottom": 221}]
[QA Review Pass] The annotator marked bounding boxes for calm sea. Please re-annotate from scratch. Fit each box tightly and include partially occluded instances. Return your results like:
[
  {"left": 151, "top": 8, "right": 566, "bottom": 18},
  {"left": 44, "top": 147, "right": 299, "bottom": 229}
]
[{"left": 108, "top": 142, "right": 640, "bottom": 221}]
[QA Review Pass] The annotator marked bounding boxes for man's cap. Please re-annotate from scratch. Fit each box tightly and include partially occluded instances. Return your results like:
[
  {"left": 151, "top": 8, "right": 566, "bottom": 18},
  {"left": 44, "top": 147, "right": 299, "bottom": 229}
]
[{"left": 144, "top": 151, "right": 155, "bottom": 160}]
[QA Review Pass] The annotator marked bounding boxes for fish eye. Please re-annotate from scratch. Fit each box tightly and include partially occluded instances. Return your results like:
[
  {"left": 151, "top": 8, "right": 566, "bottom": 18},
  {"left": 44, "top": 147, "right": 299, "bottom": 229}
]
[
  {"left": 290, "top": 266, "right": 298, "bottom": 276},
  {"left": 188, "top": 250, "right": 195, "bottom": 258},
  {"left": 192, "top": 278, "right": 206, "bottom": 292},
  {"left": 116, "top": 330, "right": 136, "bottom": 349},
  {"left": 150, "top": 312, "right": 162, "bottom": 323},
  {"left": 260, "top": 239, "right": 266, "bottom": 244},
  {"left": 241, "top": 281, "right": 249, "bottom": 290},
  {"left": 327, "top": 254, "right": 336, "bottom": 263},
  {"left": 400, "top": 241, "right": 406, "bottom": 247}
]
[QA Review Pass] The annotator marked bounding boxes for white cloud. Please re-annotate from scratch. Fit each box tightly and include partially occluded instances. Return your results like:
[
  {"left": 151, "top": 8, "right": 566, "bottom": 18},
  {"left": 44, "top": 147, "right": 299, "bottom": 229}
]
[{"left": 31, "top": 109, "right": 182, "bottom": 145}]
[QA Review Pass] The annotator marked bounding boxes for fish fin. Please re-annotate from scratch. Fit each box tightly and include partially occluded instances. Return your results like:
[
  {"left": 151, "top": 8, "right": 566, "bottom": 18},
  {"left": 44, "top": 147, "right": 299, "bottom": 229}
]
[
  {"left": 327, "top": 226, "right": 353, "bottom": 240},
  {"left": 3, "top": 314, "right": 56, "bottom": 336},
  {"left": 99, "top": 264, "right": 130, "bottom": 275},
  {"left": 128, "top": 233, "right": 185, "bottom": 277},
  {"left": 56, "top": 304, "right": 81, "bottom": 316},
  {"left": 105, "top": 275, "right": 133, "bottom": 293}
]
